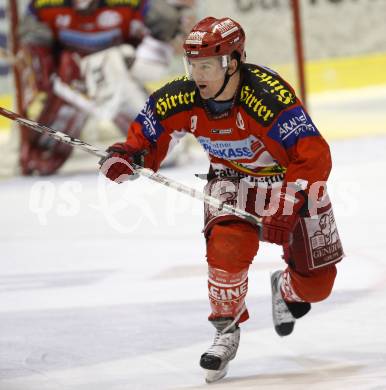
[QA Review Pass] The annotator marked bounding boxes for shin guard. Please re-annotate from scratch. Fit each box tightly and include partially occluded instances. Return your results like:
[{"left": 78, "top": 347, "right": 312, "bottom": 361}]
[{"left": 208, "top": 266, "right": 249, "bottom": 324}]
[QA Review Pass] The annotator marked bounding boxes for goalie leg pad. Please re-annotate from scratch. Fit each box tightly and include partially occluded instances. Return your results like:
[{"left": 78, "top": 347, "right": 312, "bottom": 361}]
[
  {"left": 20, "top": 50, "right": 88, "bottom": 175},
  {"left": 17, "top": 44, "right": 55, "bottom": 103},
  {"left": 21, "top": 101, "right": 88, "bottom": 175}
]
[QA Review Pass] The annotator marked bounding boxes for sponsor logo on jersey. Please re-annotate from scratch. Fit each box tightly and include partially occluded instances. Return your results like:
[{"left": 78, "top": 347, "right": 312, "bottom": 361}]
[
  {"left": 137, "top": 97, "right": 164, "bottom": 142},
  {"left": 197, "top": 136, "right": 260, "bottom": 160},
  {"left": 35, "top": 0, "right": 65, "bottom": 8},
  {"left": 105, "top": 0, "right": 141, "bottom": 7},
  {"left": 190, "top": 115, "right": 197, "bottom": 133},
  {"left": 278, "top": 108, "right": 317, "bottom": 139},
  {"left": 156, "top": 90, "right": 196, "bottom": 117},
  {"left": 55, "top": 14, "right": 71, "bottom": 27},
  {"left": 211, "top": 165, "right": 284, "bottom": 184},
  {"left": 236, "top": 111, "right": 245, "bottom": 130},
  {"left": 250, "top": 68, "right": 296, "bottom": 106},
  {"left": 250, "top": 138, "right": 264, "bottom": 154},
  {"left": 229, "top": 160, "right": 286, "bottom": 176},
  {"left": 212, "top": 167, "right": 249, "bottom": 179},
  {"left": 97, "top": 10, "right": 122, "bottom": 28},
  {"left": 247, "top": 173, "right": 285, "bottom": 185},
  {"left": 211, "top": 128, "right": 233, "bottom": 135},
  {"left": 268, "top": 106, "right": 320, "bottom": 149},
  {"left": 240, "top": 85, "right": 275, "bottom": 124}
]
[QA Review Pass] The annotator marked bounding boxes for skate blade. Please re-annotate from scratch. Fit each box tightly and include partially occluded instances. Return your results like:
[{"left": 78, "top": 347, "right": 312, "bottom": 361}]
[{"left": 205, "top": 365, "right": 228, "bottom": 383}]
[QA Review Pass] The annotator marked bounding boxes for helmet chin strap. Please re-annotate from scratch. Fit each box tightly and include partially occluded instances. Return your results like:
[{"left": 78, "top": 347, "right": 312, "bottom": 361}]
[
  {"left": 210, "top": 65, "right": 239, "bottom": 101},
  {"left": 211, "top": 73, "right": 231, "bottom": 100}
]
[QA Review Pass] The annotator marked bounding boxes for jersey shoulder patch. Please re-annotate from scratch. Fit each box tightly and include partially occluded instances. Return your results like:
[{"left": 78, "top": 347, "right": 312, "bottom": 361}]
[
  {"left": 238, "top": 63, "right": 298, "bottom": 126},
  {"left": 152, "top": 76, "right": 197, "bottom": 120},
  {"left": 267, "top": 105, "right": 321, "bottom": 149}
]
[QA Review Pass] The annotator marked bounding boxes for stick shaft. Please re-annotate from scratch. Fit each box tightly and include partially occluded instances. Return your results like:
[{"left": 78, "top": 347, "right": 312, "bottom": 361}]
[
  {"left": 0, "top": 106, "right": 106, "bottom": 158},
  {"left": 0, "top": 106, "right": 262, "bottom": 227}
]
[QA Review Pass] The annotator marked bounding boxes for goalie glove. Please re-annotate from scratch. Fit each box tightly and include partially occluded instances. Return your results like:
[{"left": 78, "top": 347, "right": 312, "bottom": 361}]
[
  {"left": 99, "top": 142, "right": 147, "bottom": 183},
  {"left": 262, "top": 184, "right": 307, "bottom": 245}
]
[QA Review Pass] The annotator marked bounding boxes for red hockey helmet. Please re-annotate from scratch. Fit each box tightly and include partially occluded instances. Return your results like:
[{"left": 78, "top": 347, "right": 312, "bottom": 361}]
[{"left": 183, "top": 17, "right": 246, "bottom": 60}]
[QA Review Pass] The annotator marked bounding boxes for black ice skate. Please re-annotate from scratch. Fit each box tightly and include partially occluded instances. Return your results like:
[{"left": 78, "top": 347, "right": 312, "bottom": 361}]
[
  {"left": 200, "top": 318, "right": 240, "bottom": 383},
  {"left": 270, "top": 270, "right": 311, "bottom": 337}
]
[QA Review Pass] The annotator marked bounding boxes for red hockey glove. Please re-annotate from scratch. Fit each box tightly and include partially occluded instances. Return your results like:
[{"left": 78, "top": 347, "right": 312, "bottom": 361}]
[
  {"left": 262, "top": 185, "right": 307, "bottom": 245},
  {"left": 99, "top": 142, "right": 147, "bottom": 183}
]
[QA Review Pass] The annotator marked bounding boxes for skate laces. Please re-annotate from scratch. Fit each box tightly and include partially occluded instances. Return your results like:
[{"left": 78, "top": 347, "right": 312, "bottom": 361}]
[
  {"left": 273, "top": 294, "right": 294, "bottom": 323},
  {"left": 272, "top": 274, "right": 294, "bottom": 324},
  {"left": 205, "top": 329, "right": 239, "bottom": 359}
]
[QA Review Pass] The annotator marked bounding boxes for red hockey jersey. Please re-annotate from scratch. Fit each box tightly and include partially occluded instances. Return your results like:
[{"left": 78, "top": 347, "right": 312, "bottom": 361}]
[
  {"left": 26, "top": 0, "right": 147, "bottom": 52},
  {"left": 125, "top": 63, "right": 332, "bottom": 191}
]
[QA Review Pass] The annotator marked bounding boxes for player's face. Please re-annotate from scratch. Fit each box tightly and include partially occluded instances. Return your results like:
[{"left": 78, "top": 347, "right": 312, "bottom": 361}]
[{"left": 187, "top": 57, "right": 227, "bottom": 99}]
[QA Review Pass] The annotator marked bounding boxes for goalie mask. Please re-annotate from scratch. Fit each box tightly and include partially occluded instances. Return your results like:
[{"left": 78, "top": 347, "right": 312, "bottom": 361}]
[{"left": 183, "top": 17, "right": 246, "bottom": 99}]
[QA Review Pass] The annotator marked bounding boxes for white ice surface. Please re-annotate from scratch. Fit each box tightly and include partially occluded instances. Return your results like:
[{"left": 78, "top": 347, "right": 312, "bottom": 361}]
[{"left": 1, "top": 136, "right": 386, "bottom": 389}]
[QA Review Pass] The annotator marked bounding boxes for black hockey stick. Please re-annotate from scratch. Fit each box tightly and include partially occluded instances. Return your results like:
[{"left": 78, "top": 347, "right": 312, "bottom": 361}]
[{"left": 0, "top": 106, "right": 262, "bottom": 227}]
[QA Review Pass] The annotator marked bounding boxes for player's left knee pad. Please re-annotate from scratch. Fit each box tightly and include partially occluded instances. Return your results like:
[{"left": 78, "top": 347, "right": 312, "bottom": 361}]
[
  {"left": 286, "top": 264, "right": 337, "bottom": 303},
  {"left": 206, "top": 220, "right": 259, "bottom": 274}
]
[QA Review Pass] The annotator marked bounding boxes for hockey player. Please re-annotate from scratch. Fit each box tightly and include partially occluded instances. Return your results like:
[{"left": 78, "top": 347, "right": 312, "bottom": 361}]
[
  {"left": 100, "top": 17, "right": 345, "bottom": 383},
  {"left": 15, "top": 0, "right": 194, "bottom": 175}
]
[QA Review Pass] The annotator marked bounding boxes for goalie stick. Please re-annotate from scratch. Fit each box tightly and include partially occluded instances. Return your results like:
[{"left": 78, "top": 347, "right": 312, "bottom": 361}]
[{"left": 0, "top": 106, "right": 262, "bottom": 228}]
